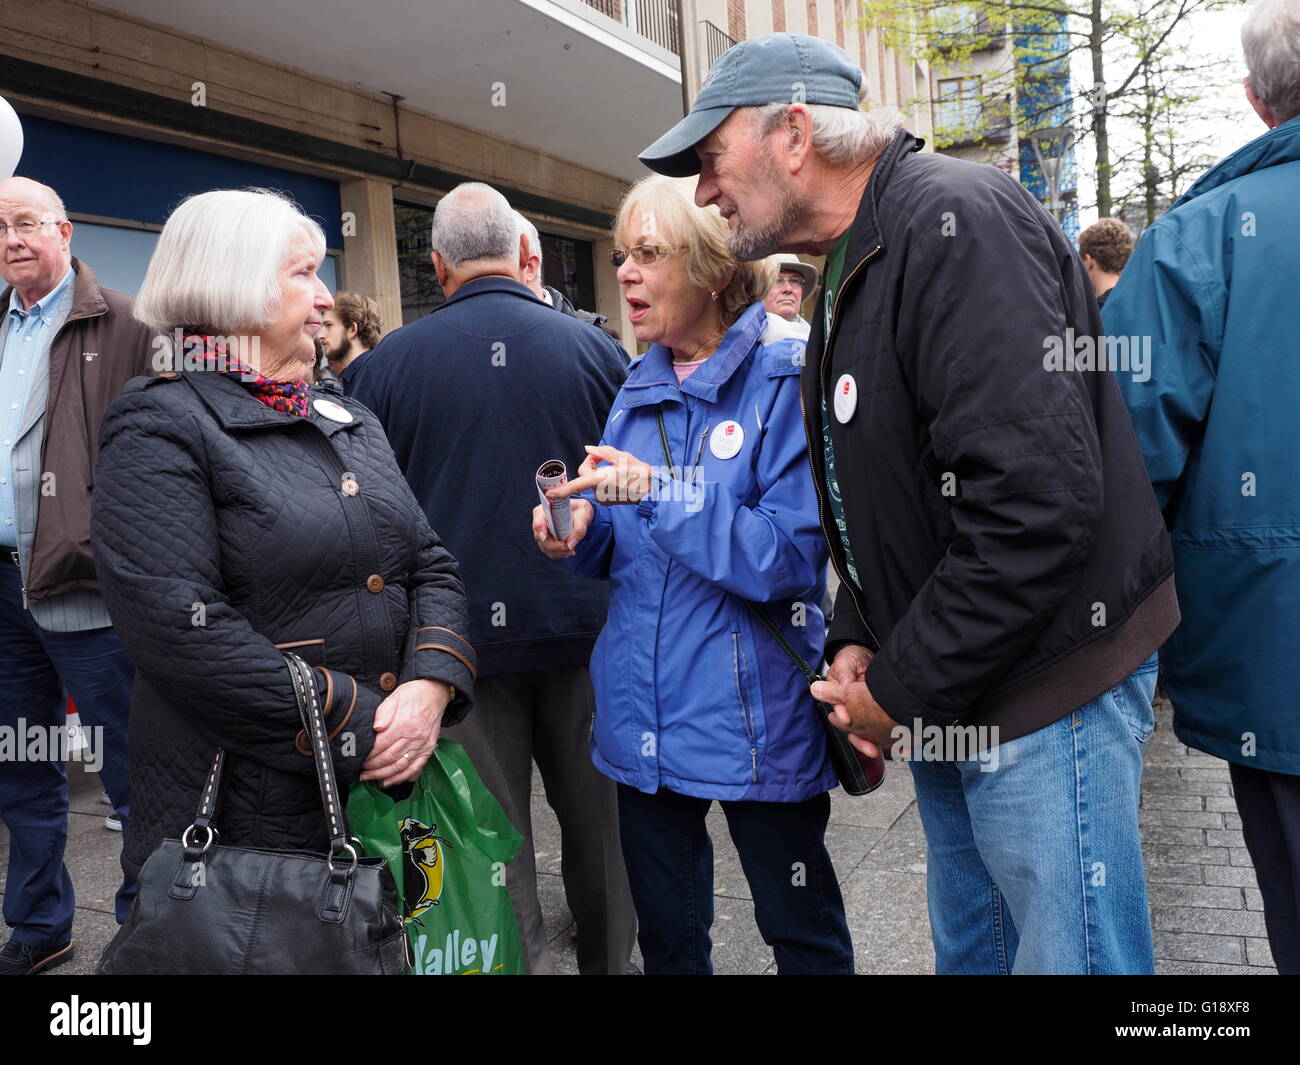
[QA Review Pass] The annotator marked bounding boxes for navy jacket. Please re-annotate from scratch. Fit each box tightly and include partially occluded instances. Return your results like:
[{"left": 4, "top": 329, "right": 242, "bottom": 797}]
[
  {"left": 338, "top": 348, "right": 374, "bottom": 394},
  {"left": 1105, "top": 116, "right": 1300, "bottom": 775},
  {"left": 352, "top": 276, "right": 629, "bottom": 677}
]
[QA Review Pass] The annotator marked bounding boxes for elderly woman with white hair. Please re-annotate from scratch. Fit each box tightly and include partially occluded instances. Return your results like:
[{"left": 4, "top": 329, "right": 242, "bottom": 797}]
[
  {"left": 532, "top": 174, "right": 854, "bottom": 974},
  {"left": 89, "top": 188, "right": 477, "bottom": 932}
]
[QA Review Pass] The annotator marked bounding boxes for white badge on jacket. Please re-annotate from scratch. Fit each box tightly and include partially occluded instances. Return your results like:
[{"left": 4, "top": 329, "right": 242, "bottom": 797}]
[
  {"left": 710, "top": 420, "right": 745, "bottom": 460},
  {"left": 313, "top": 398, "right": 354, "bottom": 424},
  {"left": 833, "top": 374, "right": 858, "bottom": 424}
]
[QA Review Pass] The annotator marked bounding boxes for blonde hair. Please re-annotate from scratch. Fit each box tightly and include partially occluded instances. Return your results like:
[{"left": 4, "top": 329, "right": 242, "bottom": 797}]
[
  {"left": 134, "top": 188, "right": 327, "bottom": 333},
  {"left": 614, "top": 175, "right": 775, "bottom": 328}
]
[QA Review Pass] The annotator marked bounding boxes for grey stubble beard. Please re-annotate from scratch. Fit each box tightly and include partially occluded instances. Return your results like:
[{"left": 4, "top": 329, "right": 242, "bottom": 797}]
[{"left": 725, "top": 161, "right": 805, "bottom": 262}]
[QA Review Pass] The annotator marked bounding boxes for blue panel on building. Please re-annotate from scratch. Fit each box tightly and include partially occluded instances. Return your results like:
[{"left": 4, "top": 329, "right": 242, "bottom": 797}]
[
  {"left": 15, "top": 114, "right": 342, "bottom": 245},
  {"left": 1013, "top": 16, "right": 1079, "bottom": 239}
]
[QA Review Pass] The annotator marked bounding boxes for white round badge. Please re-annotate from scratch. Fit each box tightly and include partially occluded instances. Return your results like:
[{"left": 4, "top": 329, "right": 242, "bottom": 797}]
[
  {"left": 833, "top": 374, "right": 858, "bottom": 424},
  {"left": 710, "top": 420, "right": 745, "bottom": 460},
  {"left": 313, "top": 398, "right": 354, "bottom": 424}
]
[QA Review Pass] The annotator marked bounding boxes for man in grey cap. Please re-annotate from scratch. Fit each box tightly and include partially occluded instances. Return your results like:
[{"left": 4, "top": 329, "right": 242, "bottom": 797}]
[
  {"left": 640, "top": 34, "right": 1179, "bottom": 974},
  {"left": 763, "top": 254, "right": 817, "bottom": 337}
]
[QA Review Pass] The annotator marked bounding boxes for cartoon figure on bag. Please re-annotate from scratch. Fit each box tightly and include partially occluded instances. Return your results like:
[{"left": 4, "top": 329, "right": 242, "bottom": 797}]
[{"left": 398, "top": 817, "right": 453, "bottom": 925}]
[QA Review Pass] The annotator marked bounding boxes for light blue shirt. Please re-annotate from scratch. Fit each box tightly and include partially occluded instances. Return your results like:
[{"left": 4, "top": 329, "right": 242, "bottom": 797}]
[{"left": 0, "top": 267, "right": 75, "bottom": 548}]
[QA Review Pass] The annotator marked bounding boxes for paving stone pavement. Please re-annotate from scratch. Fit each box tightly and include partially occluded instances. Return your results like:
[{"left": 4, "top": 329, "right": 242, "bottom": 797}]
[
  {"left": 536, "top": 696, "right": 1277, "bottom": 975},
  {"left": 1, "top": 696, "right": 1278, "bottom": 975}
]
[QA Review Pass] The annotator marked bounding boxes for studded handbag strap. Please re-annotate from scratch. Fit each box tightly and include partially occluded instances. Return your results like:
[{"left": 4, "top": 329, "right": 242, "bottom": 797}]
[
  {"left": 182, "top": 653, "right": 353, "bottom": 862},
  {"left": 174, "top": 746, "right": 231, "bottom": 872},
  {"left": 283, "top": 651, "right": 353, "bottom": 857},
  {"left": 192, "top": 749, "right": 228, "bottom": 830}
]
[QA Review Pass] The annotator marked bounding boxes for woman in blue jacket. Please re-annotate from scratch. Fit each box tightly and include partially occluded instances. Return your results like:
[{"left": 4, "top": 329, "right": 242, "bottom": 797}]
[{"left": 532, "top": 175, "right": 853, "bottom": 974}]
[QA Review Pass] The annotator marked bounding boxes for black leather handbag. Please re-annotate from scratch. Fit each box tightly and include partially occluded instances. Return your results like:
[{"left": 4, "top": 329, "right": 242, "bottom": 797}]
[
  {"left": 99, "top": 652, "right": 409, "bottom": 975},
  {"left": 652, "top": 408, "right": 885, "bottom": 797}
]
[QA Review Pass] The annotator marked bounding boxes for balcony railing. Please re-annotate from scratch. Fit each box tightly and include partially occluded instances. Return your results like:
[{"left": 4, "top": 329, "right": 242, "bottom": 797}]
[
  {"left": 933, "top": 6, "right": 1008, "bottom": 53},
  {"left": 583, "top": 0, "right": 681, "bottom": 55},
  {"left": 933, "top": 93, "right": 1014, "bottom": 148},
  {"left": 701, "top": 20, "right": 736, "bottom": 68}
]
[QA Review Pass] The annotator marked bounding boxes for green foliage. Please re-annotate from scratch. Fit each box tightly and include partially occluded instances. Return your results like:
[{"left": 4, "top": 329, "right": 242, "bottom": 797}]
[{"left": 854, "top": 0, "right": 1247, "bottom": 216}]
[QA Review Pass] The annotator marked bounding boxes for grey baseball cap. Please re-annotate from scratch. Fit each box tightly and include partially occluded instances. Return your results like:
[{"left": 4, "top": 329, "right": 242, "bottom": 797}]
[{"left": 639, "top": 33, "right": 863, "bottom": 178}]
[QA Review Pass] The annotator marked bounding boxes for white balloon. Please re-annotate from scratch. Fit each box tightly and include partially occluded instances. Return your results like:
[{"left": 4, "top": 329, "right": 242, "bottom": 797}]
[{"left": 0, "top": 95, "right": 23, "bottom": 179}]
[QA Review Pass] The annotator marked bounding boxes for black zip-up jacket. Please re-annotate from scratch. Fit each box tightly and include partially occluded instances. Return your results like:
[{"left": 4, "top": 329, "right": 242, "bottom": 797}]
[
  {"left": 92, "top": 370, "right": 476, "bottom": 878},
  {"left": 803, "top": 130, "right": 1179, "bottom": 742}
]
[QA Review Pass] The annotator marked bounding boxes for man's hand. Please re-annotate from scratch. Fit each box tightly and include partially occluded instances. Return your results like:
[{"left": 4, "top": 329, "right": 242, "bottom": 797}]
[
  {"left": 826, "top": 643, "right": 873, "bottom": 686},
  {"left": 532, "top": 498, "right": 594, "bottom": 559},
  {"left": 810, "top": 644, "right": 898, "bottom": 758}
]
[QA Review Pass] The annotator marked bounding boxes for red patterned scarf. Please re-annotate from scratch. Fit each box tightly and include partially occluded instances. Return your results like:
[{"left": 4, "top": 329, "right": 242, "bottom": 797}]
[{"left": 183, "top": 333, "right": 310, "bottom": 417}]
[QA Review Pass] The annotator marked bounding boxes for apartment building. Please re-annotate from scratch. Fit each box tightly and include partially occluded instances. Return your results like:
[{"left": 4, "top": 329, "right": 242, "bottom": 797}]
[{"left": 927, "top": 5, "right": 1079, "bottom": 237}]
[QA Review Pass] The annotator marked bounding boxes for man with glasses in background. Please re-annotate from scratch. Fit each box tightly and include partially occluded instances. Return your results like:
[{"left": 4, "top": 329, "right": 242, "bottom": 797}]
[{"left": 0, "top": 176, "right": 153, "bottom": 974}]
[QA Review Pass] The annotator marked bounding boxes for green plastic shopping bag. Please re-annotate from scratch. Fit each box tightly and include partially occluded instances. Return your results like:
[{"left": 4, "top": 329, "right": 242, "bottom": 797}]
[{"left": 346, "top": 740, "right": 525, "bottom": 975}]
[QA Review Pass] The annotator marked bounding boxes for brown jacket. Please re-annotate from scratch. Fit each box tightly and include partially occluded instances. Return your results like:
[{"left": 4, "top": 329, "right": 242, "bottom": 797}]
[{"left": 1, "top": 257, "right": 155, "bottom": 601}]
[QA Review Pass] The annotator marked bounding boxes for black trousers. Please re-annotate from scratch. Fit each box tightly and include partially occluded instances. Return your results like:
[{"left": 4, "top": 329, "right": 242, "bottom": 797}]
[
  {"left": 616, "top": 785, "right": 855, "bottom": 974},
  {"left": 442, "top": 665, "right": 636, "bottom": 974},
  {"left": 1229, "top": 761, "right": 1300, "bottom": 974}
]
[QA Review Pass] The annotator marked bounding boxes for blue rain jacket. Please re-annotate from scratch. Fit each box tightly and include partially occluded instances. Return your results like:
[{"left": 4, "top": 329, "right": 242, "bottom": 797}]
[
  {"left": 1105, "top": 115, "right": 1300, "bottom": 774},
  {"left": 569, "top": 303, "right": 836, "bottom": 801}
]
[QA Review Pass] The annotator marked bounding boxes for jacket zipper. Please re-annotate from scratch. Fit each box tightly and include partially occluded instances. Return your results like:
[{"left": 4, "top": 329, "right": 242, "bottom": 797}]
[
  {"left": 798, "top": 243, "right": 883, "bottom": 650},
  {"left": 650, "top": 399, "right": 689, "bottom": 779},
  {"left": 692, "top": 424, "right": 710, "bottom": 471},
  {"left": 731, "top": 629, "right": 759, "bottom": 782},
  {"left": 662, "top": 403, "right": 758, "bottom": 782}
]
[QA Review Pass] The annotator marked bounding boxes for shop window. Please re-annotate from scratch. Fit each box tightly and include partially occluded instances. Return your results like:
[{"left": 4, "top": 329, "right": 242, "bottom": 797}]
[{"left": 395, "top": 201, "right": 596, "bottom": 325}]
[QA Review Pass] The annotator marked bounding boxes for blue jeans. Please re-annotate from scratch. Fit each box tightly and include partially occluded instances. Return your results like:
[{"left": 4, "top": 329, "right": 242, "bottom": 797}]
[
  {"left": 0, "top": 564, "right": 136, "bottom": 945},
  {"left": 910, "top": 654, "right": 1159, "bottom": 974},
  {"left": 616, "top": 784, "right": 855, "bottom": 974}
]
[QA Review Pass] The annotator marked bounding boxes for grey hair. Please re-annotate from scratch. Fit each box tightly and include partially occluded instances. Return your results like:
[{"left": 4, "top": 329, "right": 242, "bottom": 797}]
[
  {"left": 133, "top": 188, "right": 326, "bottom": 333},
  {"left": 36, "top": 183, "right": 67, "bottom": 220},
  {"left": 430, "top": 182, "right": 519, "bottom": 269},
  {"left": 756, "top": 93, "right": 902, "bottom": 167},
  {"left": 1242, "top": 0, "right": 1300, "bottom": 123},
  {"left": 514, "top": 211, "right": 543, "bottom": 267}
]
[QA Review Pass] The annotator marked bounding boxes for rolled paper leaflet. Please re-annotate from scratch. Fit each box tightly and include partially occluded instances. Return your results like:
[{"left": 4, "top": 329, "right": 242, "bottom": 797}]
[{"left": 536, "top": 459, "right": 572, "bottom": 540}]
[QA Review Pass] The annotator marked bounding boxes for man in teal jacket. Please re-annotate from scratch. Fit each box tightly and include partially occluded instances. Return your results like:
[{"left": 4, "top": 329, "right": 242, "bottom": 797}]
[{"left": 1105, "top": 0, "right": 1300, "bottom": 974}]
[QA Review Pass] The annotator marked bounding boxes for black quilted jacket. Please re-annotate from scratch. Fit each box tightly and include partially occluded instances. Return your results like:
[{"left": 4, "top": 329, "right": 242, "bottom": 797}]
[{"left": 91, "top": 370, "right": 477, "bottom": 878}]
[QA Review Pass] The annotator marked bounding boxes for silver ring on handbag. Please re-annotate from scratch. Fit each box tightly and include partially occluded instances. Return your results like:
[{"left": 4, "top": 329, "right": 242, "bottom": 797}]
[
  {"left": 326, "top": 841, "right": 359, "bottom": 877},
  {"left": 181, "top": 824, "right": 217, "bottom": 855}
]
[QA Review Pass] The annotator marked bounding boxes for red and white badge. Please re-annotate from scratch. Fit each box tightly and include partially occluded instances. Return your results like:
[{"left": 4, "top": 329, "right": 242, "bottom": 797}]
[
  {"left": 833, "top": 374, "right": 858, "bottom": 424},
  {"left": 313, "top": 398, "right": 354, "bottom": 424},
  {"left": 710, "top": 420, "right": 745, "bottom": 460}
]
